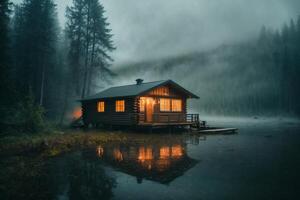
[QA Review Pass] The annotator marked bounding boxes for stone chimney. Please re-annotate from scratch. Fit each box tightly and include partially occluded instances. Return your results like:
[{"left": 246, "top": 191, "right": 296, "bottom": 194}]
[{"left": 135, "top": 78, "right": 144, "bottom": 85}]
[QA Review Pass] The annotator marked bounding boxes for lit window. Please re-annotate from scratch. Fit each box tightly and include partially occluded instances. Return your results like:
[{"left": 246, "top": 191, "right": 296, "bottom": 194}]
[
  {"left": 97, "top": 101, "right": 105, "bottom": 112},
  {"left": 116, "top": 100, "right": 125, "bottom": 112},
  {"left": 138, "top": 147, "right": 153, "bottom": 162},
  {"left": 171, "top": 145, "right": 183, "bottom": 157},
  {"left": 113, "top": 148, "right": 123, "bottom": 161},
  {"left": 160, "top": 146, "right": 170, "bottom": 159},
  {"left": 160, "top": 98, "right": 170, "bottom": 111},
  {"left": 171, "top": 99, "right": 182, "bottom": 112},
  {"left": 139, "top": 97, "right": 146, "bottom": 112}
]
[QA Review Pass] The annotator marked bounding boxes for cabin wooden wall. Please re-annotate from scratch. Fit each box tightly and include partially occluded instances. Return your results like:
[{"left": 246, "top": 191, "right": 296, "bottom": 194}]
[
  {"left": 82, "top": 83, "right": 191, "bottom": 126},
  {"left": 137, "top": 84, "right": 188, "bottom": 124},
  {"left": 82, "top": 97, "right": 138, "bottom": 126}
]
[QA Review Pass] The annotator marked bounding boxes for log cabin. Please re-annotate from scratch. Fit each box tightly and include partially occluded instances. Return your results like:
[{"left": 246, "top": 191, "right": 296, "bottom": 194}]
[{"left": 80, "top": 79, "right": 200, "bottom": 128}]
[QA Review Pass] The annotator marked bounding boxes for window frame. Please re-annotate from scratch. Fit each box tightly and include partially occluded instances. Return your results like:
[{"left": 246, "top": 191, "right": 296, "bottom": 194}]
[
  {"left": 171, "top": 99, "right": 182, "bottom": 112},
  {"left": 97, "top": 101, "right": 105, "bottom": 112},
  {"left": 159, "top": 98, "right": 183, "bottom": 112},
  {"left": 115, "top": 100, "right": 125, "bottom": 112},
  {"left": 159, "top": 98, "right": 171, "bottom": 112}
]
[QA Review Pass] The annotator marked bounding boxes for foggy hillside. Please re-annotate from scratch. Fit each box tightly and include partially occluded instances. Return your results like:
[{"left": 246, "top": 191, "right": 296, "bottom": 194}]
[
  {"left": 111, "top": 23, "right": 300, "bottom": 117},
  {"left": 112, "top": 44, "right": 271, "bottom": 115}
]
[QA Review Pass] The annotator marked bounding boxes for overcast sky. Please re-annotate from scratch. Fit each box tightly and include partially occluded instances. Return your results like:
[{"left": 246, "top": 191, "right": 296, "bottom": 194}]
[{"left": 12, "top": 0, "right": 300, "bottom": 64}]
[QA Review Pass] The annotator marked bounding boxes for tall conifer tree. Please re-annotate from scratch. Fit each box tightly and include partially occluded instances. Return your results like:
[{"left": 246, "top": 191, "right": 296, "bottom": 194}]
[{"left": 66, "top": 0, "right": 115, "bottom": 98}]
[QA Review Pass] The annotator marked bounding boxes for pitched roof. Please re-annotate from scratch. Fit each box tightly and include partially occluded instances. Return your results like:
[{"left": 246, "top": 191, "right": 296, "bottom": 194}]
[{"left": 80, "top": 80, "right": 199, "bottom": 101}]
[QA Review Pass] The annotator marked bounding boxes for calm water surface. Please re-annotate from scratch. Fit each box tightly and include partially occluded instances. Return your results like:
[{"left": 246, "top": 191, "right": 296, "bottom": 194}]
[{"left": 1, "top": 118, "right": 300, "bottom": 200}]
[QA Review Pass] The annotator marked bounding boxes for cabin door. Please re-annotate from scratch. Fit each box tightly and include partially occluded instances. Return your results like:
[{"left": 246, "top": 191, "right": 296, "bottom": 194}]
[{"left": 145, "top": 98, "right": 154, "bottom": 122}]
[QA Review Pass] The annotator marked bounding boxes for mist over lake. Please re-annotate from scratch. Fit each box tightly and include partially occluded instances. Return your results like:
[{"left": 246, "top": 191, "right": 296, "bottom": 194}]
[
  {"left": 1, "top": 0, "right": 300, "bottom": 200},
  {"left": 1, "top": 118, "right": 300, "bottom": 199}
]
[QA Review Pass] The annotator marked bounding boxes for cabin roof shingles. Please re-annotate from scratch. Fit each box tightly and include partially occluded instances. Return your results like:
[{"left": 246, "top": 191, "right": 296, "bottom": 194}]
[{"left": 80, "top": 80, "right": 199, "bottom": 101}]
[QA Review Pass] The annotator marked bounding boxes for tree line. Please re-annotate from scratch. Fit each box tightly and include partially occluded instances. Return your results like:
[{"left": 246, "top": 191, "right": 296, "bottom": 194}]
[
  {"left": 242, "top": 17, "right": 300, "bottom": 116},
  {"left": 193, "top": 17, "right": 300, "bottom": 116},
  {"left": 114, "top": 16, "right": 300, "bottom": 117},
  {"left": 0, "top": 0, "right": 115, "bottom": 133}
]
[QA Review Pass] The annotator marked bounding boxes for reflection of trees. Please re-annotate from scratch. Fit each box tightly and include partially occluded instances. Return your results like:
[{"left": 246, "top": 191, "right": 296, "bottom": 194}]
[
  {"left": 0, "top": 156, "right": 57, "bottom": 200},
  {"left": 0, "top": 152, "right": 116, "bottom": 200},
  {"left": 68, "top": 153, "right": 116, "bottom": 200}
]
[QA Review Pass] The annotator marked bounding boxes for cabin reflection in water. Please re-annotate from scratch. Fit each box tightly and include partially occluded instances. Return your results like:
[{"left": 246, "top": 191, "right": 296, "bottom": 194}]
[{"left": 95, "top": 142, "right": 197, "bottom": 184}]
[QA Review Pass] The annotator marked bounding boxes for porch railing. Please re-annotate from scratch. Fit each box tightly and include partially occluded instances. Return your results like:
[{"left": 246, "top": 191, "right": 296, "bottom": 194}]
[
  {"left": 186, "top": 114, "right": 199, "bottom": 123},
  {"left": 135, "top": 113, "right": 199, "bottom": 124}
]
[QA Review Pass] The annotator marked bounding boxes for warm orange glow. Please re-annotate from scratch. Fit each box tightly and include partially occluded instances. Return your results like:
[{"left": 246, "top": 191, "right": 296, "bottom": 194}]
[
  {"left": 171, "top": 145, "right": 183, "bottom": 157},
  {"left": 159, "top": 146, "right": 170, "bottom": 159},
  {"left": 150, "top": 86, "right": 169, "bottom": 96},
  {"left": 113, "top": 148, "right": 123, "bottom": 161},
  {"left": 140, "top": 97, "right": 155, "bottom": 112},
  {"left": 159, "top": 98, "right": 182, "bottom": 112},
  {"left": 96, "top": 146, "right": 104, "bottom": 157},
  {"left": 139, "top": 97, "right": 146, "bottom": 112},
  {"left": 72, "top": 107, "right": 82, "bottom": 119},
  {"left": 160, "top": 98, "right": 171, "bottom": 111},
  {"left": 97, "top": 101, "right": 105, "bottom": 112},
  {"left": 115, "top": 100, "right": 125, "bottom": 112},
  {"left": 138, "top": 147, "right": 153, "bottom": 162},
  {"left": 146, "top": 98, "right": 153, "bottom": 104},
  {"left": 171, "top": 99, "right": 182, "bottom": 112}
]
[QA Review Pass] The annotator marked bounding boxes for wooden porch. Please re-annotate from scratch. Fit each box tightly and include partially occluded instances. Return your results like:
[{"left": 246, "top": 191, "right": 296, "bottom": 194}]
[{"left": 136, "top": 113, "right": 204, "bottom": 127}]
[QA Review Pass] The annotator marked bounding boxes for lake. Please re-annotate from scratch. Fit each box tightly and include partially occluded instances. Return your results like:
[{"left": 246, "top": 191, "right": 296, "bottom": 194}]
[{"left": 1, "top": 118, "right": 300, "bottom": 200}]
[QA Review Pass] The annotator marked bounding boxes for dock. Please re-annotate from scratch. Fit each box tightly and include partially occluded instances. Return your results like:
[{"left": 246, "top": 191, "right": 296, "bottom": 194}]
[{"left": 195, "top": 127, "right": 238, "bottom": 134}]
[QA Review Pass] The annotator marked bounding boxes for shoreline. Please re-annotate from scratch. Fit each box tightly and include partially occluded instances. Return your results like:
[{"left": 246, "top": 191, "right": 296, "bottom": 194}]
[
  {"left": 0, "top": 129, "right": 187, "bottom": 157},
  {"left": 0, "top": 130, "right": 129, "bottom": 157},
  {"left": 1, "top": 117, "right": 299, "bottom": 157}
]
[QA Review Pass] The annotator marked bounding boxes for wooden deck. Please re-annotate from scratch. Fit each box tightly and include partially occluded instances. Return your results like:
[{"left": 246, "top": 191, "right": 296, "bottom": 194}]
[
  {"left": 138, "top": 122, "right": 194, "bottom": 127},
  {"left": 136, "top": 113, "right": 201, "bottom": 127}
]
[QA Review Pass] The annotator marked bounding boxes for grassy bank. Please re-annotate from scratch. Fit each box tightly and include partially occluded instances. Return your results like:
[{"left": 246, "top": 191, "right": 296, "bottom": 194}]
[
  {"left": 0, "top": 129, "right": 186, "bottom": 157},
  {"left": 0, "top": 129, "right": 133, "bottom": 157}
]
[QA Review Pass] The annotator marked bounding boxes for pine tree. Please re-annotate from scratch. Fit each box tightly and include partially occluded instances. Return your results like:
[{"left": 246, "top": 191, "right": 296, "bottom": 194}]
[
  {"left": 86, "top": 0, "right": 115, "bottom": 96},
  {"left": 66, "top": 0, "right": 115, "bottom": 98},
  {"left": 0, "top": 0, "right": 12, "bottom": 82},
  {"left": 0, "top": 0, "right": 11, "bottom": 68},
  {"left": 0, "top": 0, "right": 14, "bottom": 112},
  {"left": 12, "top": 0, "right": 58, "bottom": 106},
  {"left": 66, "top": 0, "right": 85, "bottom": 96}
]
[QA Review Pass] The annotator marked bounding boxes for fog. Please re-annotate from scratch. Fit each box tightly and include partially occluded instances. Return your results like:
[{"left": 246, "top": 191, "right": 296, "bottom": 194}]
[
  {"left": 13, "top": 0, "right": 300, "bottom": 64},
  {"left": 8, "top": 0, "right": 300, "bottom": 118},
  {"left": 103, "top": 0, "right": 300, "bottom": 64}
]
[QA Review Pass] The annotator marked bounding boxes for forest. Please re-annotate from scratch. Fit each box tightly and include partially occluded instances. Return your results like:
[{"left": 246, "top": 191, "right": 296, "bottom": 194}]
[
  {"left": 0, "top": 0, "right": 300, "bottom": 134},
  {"left": 0, "top": 0, "right": 115, "bottom": 133}
]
